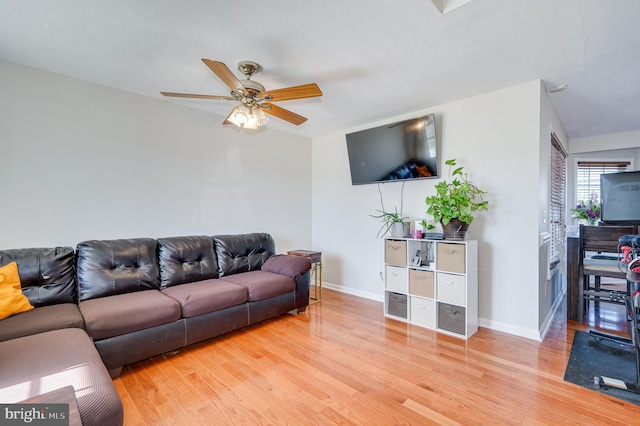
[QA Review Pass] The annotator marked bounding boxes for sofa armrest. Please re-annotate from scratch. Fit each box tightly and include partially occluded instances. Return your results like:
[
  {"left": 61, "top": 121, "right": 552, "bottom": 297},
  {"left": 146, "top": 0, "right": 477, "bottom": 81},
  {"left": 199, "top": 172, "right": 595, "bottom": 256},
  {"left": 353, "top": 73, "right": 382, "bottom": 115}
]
[{"left": 261, "top": 255, "right": 311, "bottom": 279}]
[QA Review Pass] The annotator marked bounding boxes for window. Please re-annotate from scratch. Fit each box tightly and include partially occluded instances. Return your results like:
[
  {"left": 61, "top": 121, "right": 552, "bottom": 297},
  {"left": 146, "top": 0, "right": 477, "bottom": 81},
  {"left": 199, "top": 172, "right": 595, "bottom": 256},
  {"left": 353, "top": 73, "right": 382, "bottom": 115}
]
[
  {"left": 550, "top": 134, "right": 566, "bottom": 270},
  {"left": 576, "top": 161, "right": 630, "bottom": 203}
]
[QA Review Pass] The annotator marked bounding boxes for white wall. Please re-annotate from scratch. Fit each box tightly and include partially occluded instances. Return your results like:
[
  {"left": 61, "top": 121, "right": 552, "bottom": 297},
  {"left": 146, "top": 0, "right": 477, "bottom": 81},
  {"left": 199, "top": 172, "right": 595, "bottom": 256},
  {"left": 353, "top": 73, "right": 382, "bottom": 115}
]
[
  {"left": 312, "top": 81, "right": 545, "bottom": 339},
  {"left": 0, "top": 61, "right": 312, "bottom": 252},
  {"left": 570, "top": 130, "right": 640, "bottom": 154},
  {"left": 538, "top": 82, "right": 569, "bottom": 335}
]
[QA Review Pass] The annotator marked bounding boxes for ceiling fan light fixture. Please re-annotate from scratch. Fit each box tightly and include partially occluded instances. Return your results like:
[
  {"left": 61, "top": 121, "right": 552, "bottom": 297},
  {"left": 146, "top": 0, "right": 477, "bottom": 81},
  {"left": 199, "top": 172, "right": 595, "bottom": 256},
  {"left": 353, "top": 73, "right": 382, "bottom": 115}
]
[
  {"left": 228, "top": 104, "right": 249, "bottom": 127},
  {"left": 251, "top": 107, "right": 269, "bottom": 127},
  {"left": 228, "top": 104, "right": 269, "bottom": 129}
]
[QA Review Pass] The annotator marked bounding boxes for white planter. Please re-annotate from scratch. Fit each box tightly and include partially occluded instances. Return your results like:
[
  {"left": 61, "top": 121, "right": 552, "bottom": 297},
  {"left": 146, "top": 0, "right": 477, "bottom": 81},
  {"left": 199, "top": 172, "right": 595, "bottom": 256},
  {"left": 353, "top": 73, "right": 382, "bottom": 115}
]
[{"left": 390, "top": 222, "right": 408, "bottom": 237}]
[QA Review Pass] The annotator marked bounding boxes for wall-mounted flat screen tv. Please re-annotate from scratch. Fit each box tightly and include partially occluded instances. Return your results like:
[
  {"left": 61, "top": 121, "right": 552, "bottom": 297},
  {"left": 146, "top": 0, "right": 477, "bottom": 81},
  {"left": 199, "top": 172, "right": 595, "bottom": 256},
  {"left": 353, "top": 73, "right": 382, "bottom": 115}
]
[
  {"left": 600, "top": 170, "right": 640, "bottom": 225},
  {"left": 345, "top": 113, "right": 438, "bottom": 185}
]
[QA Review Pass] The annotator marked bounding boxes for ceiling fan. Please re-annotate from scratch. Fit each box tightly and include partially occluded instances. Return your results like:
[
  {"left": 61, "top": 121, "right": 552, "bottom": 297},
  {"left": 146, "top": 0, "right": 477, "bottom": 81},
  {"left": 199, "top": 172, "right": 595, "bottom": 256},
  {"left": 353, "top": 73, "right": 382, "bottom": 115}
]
[{"left": 161, "top": 59, "right": 322, "bottom": 129}]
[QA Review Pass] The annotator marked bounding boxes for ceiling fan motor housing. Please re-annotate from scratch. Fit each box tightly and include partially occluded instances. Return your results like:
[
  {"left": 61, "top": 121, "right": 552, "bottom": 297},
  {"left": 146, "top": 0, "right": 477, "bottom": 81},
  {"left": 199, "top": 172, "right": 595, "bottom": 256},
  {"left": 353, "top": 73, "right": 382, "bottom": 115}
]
[{"left": 240, "top": 79, "right": 265, "bottom": 95}]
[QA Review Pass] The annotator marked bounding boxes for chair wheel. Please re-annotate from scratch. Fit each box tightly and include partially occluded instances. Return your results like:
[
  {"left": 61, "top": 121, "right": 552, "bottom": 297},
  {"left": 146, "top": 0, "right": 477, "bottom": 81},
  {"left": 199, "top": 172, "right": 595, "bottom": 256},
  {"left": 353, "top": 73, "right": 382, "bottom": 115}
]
[{"left": 594, "top": 376, "right": 601, "bottom": 388}]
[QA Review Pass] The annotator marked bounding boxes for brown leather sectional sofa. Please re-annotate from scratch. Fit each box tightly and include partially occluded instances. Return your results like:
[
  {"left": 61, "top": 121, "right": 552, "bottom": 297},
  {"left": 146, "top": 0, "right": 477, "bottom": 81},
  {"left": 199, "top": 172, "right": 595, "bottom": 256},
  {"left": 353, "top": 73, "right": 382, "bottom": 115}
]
[{"left": 0, "top": 233, "right": 311, "bottom": 425}]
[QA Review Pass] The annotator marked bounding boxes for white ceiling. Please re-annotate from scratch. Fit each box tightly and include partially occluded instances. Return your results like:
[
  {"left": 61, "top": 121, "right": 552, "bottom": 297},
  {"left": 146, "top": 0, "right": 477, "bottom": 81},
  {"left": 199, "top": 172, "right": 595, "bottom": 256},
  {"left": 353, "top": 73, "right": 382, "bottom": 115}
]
[{"left": 1, "top": 0, "right": 639, "bottom": 140}]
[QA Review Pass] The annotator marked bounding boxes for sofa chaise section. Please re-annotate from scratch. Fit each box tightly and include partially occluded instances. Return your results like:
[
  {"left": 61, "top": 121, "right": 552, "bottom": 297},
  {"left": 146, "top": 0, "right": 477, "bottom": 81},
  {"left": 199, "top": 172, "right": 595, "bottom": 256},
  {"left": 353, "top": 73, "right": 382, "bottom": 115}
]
[
  {"left": 0, "top": 328, "right": 123, "bottom": 425},
  {"left": 0, "top": 247, "right": 123, "bottom": 425}
]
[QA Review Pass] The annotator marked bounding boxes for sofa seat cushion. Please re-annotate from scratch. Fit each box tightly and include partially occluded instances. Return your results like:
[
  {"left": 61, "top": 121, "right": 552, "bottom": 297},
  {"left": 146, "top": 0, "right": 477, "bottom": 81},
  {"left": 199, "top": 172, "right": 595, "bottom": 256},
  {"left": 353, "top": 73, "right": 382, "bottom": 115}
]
[
  {"left": 162, "top": 279, "right": 247, "bottom": 318},
  {"left": 219, "top": 271, "right": 295, "bottom": 302},
  {"left": 0, "top": 328, "right": 123, "bottom": 425},
  {"left": 79, "top": 290, "right": 181, "bottom": 340},
  {"left": 0, "top": 303, "right": 84, "bottom": 343}
]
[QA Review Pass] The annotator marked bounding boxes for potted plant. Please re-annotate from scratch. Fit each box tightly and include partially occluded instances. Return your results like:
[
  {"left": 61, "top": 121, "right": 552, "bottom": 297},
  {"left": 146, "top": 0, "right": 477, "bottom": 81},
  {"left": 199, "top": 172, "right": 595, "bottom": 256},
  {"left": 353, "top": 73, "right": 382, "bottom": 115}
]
[
  {"left": 571, "top": 197, "right": 600, "bottom": 226},
  {"left": 424, "top": 159, "right": 488, "bottom": 239},
  {"left": 370, "top": 207, "right": 409, "bottom": 238}
]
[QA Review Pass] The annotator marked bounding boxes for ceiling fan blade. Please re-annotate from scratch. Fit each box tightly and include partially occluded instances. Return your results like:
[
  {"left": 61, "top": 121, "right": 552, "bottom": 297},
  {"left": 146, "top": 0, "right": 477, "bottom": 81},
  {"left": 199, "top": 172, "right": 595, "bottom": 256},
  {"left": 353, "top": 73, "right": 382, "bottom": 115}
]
[
  {"left": 262, "top": 103, "right": 308, "bottom": 125},
  {"left": 261, "top": 83, "right": 322, "bottom": 102},
  {"left": 160, "top": 92, "right": 234, "bottom": 101},
  {"left": 202, "top": 59, "right": 245, "bottom": 92},
  {"left": 222, "top": 106, "right": 239, "bottom": 125}
]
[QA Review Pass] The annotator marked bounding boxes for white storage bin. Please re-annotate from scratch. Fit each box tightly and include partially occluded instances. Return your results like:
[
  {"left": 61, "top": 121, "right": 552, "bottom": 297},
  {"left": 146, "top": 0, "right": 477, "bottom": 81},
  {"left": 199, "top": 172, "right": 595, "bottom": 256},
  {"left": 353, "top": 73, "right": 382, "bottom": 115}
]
[
  {"left": 386, "top": 266, "right": 408, "bottom": 293},
  {"left": 436, "top": 272, "right": 466, "bottom": 306},
  {"left": 410, "top": 296, "right": 435, "bottom": 328}
]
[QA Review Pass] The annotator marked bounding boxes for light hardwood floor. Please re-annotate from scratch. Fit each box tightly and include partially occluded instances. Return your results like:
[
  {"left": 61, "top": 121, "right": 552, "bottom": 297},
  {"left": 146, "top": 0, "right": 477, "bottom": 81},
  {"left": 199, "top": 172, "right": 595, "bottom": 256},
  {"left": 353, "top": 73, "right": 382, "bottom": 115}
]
[{"left": 113, "top": 288, "right": 640, "bottom": 425}]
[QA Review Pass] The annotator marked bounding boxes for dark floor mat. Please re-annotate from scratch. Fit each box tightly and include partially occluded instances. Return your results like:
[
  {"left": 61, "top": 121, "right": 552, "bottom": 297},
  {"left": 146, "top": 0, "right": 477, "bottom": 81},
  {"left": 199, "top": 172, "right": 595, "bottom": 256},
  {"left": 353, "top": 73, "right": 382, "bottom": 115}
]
[{"left": 564, "top": 330, "right": 640, "bottom": 405}]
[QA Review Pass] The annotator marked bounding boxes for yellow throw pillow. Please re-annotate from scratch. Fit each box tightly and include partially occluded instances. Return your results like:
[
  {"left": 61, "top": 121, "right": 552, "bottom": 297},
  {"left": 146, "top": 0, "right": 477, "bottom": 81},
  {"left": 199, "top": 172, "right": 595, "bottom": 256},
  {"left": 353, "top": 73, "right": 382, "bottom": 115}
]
[{"left": 0, "top": 262, "right": 34, "bottom": 320}]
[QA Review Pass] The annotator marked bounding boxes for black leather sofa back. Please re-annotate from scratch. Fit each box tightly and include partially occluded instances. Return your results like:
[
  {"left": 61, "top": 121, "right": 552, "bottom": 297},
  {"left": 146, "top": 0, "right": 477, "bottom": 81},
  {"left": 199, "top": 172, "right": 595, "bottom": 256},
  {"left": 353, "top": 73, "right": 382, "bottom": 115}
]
[
  {"left": 157, "top": 235, "right": 219, "bottom": 289},
  {"left": 4, "top": 233, "right": 286, "bottom": 306},
  {"left": 76, "top": 238, "right": 160, "bottom": 301},
  {"left": 0, "top": 247, "right": 76, "bottom": 307},
  {"left": 214, "top": 233, "right": 276, "bottom": 277}
]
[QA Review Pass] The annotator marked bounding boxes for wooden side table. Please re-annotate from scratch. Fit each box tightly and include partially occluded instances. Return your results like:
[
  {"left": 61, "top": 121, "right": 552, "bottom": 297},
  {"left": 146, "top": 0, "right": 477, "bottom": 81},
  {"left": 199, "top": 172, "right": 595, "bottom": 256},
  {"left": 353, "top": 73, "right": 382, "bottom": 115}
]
[{"left": 287, "top": 249, "right": 322, "bottom": 304}]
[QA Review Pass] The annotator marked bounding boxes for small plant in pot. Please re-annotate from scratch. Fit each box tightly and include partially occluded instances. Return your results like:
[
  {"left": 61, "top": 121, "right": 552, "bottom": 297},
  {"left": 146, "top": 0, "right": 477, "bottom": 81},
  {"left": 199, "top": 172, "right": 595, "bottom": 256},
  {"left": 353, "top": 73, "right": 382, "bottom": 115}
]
[
  {"left": 425, "top": 159, "right": 488, "bottom": 240},
  {"left": 370, "top": 207, "right": 409, "bottom": 238}
]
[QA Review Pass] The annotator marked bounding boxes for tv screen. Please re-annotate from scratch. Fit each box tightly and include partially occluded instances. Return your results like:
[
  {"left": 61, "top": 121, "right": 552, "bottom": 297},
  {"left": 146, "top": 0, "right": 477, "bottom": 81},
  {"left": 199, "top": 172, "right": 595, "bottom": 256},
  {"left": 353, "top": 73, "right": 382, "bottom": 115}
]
[
  {"left": 345, "top": 113, "right": 438, "bottom": 185},
  {"left": 600, "top": 171, "right": 640, "bottom": 224}
]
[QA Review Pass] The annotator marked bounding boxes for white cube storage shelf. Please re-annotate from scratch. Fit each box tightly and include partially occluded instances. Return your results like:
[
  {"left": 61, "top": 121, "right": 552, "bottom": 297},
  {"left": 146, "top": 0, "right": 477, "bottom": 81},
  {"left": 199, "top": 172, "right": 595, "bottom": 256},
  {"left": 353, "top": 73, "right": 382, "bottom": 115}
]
[{"left": 383, "top": 237, "right": 478, "bottom": 339}]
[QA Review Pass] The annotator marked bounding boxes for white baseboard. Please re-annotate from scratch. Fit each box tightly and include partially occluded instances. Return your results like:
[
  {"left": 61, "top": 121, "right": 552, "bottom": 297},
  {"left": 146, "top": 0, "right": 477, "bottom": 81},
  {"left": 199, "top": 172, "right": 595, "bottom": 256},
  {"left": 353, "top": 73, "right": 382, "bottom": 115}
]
[
  {"left": 477, "top": 318, "right": 541, "bottom": 341},
  {"left": 321, "top": 281, "right": 383, "bottom": 302},
  {"left": 539, "top": 286, "right": 566, "bottom": 341}
]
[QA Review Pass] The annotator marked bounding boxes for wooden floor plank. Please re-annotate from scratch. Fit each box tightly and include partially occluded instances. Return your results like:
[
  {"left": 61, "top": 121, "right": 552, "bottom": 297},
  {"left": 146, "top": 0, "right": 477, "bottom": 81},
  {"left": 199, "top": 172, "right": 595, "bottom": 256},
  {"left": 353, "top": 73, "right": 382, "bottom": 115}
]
[{"left": 113, "top": 289, "right": 640, "bottom": 425}]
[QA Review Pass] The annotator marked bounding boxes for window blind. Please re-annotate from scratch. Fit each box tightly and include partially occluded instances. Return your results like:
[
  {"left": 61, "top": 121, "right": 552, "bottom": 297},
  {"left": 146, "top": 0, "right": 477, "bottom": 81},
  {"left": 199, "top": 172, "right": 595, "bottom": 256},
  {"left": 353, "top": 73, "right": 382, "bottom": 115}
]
[
  {"left": 550, "top": 134, "right": 567, "bottom": 270},
  {"left": 576, "top": 161, "right": 630, "bottom": 203}
]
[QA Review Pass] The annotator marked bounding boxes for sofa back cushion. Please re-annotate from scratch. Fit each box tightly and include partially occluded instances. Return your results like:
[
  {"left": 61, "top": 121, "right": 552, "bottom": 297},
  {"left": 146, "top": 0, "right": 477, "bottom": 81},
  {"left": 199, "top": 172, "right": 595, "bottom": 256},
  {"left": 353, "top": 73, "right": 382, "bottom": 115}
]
[
  {"left": 213, "top": 233, "right": 276, "bottom": 277},
  {"left": 157, "top": 235, "right": 219, "bottom": 288},
  {"left": 0, "top": 247, "right": 76, "bottom": 307},
  {"left": 76, "top": 238, "right": 160, "bottom": 301}
]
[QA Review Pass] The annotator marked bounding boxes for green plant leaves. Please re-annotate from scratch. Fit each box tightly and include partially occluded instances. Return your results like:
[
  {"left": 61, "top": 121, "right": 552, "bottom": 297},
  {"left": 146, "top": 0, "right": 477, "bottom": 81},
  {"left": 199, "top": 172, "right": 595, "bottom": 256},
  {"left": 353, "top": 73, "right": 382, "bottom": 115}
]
[
  {"left": 370, "top": 207, "right": 409, "bottom": 238},
  {"left": 424, "top": 159, "right": 488, "bottom": 226}
]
